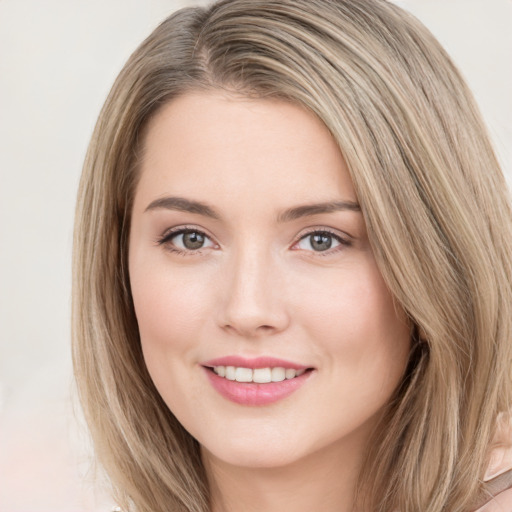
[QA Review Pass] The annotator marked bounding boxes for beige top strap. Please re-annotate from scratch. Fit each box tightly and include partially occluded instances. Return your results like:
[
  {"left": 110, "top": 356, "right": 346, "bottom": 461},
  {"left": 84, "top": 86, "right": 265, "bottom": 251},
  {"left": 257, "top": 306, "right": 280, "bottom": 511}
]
[{"left": 473, "top": 413, "right": 512, "bottom": 510}]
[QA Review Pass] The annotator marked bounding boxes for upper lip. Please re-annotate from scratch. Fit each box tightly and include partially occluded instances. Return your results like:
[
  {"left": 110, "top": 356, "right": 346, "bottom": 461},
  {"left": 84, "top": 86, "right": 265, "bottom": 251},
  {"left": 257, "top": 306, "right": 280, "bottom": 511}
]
[{"left": 202, "top": 356, "right": 311, "bottom": 370}]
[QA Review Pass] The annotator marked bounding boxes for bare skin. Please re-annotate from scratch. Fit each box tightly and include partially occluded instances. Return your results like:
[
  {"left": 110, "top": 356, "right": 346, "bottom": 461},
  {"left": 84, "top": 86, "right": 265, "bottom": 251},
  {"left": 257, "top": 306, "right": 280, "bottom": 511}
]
[{"left": 128, "top": 91, "right": 411, "bottom": 512}]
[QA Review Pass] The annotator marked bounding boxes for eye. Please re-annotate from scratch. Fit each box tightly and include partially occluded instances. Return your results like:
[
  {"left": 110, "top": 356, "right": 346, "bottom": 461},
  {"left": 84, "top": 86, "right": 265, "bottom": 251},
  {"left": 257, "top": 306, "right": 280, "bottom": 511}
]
[
  {"left": 294, "top": 230, "right": 349, "bottom": 253},
  {"left": 158, "top": 228, "right": 216, "bottom": 253}
]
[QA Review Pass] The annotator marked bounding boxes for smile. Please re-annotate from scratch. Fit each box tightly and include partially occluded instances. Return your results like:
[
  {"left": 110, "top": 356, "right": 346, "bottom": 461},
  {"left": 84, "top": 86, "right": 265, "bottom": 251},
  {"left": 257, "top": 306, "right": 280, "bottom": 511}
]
[
  {"left": 202, "top": 357, "right": 315, "bottom": 406},
  {"left": 212, "top": 366, "right": 306, "bottom": 383}
]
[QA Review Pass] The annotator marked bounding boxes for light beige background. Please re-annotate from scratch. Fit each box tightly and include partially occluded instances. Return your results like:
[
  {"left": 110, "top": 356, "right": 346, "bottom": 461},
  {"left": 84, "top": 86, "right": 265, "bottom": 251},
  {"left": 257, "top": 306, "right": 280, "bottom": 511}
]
[{"left": 0, "top": 1, "right": 510, "bottom": 510}]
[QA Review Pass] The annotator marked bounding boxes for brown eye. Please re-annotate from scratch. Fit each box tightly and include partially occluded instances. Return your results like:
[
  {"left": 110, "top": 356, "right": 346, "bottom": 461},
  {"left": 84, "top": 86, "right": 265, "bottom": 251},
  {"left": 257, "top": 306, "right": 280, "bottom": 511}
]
[{"left": 180, "top": 231, "right": 205, "bottom": 250}]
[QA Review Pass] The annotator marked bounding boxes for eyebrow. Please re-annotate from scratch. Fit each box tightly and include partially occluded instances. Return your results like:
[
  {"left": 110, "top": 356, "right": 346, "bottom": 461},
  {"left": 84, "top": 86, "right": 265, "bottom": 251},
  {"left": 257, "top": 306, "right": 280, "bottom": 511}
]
[
  {"left": 144, "top": 196, "right": 221, "bottom": 219},
  {"left": 277, "top": 200, "right": 361, "bottom": 222},
  {"left": 144, "top": 196, "right": 361, "bottom": 222}
]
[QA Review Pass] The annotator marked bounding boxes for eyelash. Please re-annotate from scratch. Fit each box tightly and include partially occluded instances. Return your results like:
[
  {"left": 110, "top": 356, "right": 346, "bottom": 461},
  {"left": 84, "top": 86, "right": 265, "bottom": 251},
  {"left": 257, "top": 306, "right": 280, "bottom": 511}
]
[
  {"left": 156, "top": 226, "right": 352, "bottom": 257},
  {"left": 156, "top": 226, "right": 215, "bottom": 256},
  {"left": 292, "top": 228, "right": 352, "bottom": 256}
]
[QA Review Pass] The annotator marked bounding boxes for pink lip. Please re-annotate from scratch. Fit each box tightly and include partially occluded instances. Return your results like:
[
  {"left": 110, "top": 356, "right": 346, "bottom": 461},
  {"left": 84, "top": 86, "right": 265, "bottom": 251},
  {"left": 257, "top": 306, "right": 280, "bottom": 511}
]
[
  {"left": 202, "top": 356, "right": 310, "bottom": 370},
  {"left": 201, "top": 356, "right": 314, "bottom": 406}
]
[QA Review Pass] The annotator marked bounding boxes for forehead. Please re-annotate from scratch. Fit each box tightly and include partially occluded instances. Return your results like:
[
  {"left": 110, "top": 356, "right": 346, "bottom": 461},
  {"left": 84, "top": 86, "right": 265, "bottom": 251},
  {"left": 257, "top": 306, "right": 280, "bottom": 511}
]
[{"left": 135, "top": 91, "right": 356, "bottom": 213}]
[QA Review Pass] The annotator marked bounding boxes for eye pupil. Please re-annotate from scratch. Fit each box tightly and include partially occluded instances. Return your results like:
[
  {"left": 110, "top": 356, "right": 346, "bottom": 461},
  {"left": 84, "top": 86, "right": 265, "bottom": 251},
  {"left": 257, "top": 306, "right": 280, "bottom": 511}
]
[
  {"left": 310, "top": 233, "right": 332, "bottom": 251},
  {"left": 183, "top": 231, "right": 205, "bottom": 250}
]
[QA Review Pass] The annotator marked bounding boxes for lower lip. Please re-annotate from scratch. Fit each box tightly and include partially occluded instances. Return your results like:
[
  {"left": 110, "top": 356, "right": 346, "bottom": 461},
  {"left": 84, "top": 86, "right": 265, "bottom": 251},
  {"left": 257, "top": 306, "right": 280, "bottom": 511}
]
[{"left": 203, "top": 367, "right": 313, "bottom": 406}]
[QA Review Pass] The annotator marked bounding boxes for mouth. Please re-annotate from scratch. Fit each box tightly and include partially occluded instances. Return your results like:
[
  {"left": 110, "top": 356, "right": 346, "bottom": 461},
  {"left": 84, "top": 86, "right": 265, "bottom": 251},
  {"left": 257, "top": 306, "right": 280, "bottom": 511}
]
[
  {"left": 201, "top": 357, "right": 315, "bottom": 406},
  {"left": 205, "top": 365, "right": 311, "bottom": 383}
]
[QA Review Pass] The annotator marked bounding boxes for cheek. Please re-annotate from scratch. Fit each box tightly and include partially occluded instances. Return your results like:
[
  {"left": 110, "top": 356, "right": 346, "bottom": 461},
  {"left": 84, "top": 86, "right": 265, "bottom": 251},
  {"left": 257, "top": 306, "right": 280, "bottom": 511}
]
[
  {"left": 129, "top": 261, "right": 216, "bottom": 413},
  {"left": 129, "top": 258, "right": 215, "bottom": 359},
  {"left": 295, "top": 258, "right": 411, "bottom": 385}
]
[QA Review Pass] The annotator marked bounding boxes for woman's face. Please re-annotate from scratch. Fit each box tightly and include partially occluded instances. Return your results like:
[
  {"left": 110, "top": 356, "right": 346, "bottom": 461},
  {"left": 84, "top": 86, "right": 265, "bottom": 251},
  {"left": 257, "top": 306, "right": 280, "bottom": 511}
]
[{"left": 129, "top": 91, "right": 411, "bottom": 470}]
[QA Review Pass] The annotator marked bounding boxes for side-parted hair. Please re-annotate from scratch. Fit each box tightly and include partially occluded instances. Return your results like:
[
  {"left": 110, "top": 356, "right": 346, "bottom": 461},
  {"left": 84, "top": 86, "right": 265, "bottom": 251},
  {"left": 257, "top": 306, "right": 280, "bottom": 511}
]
[{"left": 72, "top": 1, "right": 512, "bottom": 510}]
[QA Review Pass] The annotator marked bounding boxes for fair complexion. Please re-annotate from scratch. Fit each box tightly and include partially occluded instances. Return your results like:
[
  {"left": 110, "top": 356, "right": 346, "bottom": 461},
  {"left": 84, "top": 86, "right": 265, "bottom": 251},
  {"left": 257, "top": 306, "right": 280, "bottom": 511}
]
[{"left": 129, "top": 91, "right": 411, "bottom": 512}]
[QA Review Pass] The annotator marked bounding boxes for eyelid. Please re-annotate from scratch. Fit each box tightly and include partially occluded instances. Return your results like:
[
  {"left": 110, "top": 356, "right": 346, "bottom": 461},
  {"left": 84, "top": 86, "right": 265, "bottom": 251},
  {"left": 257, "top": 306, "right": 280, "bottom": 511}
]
[
  {"left": 291, "top": 227, "right": 353, "bottom": 253},
  {"left": 295, "top": 226, "right": 353, "bottom": 241},
  {"left": 156, "top": 225, "right": 218, "bottom": 252},
  {"left": 155, "top": 224, "right": 352, "bottom": 255}
]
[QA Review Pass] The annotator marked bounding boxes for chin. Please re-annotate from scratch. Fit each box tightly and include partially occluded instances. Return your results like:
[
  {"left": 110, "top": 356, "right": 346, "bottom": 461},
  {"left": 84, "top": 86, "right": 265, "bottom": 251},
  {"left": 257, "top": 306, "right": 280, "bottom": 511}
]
[{"left": 200, "top": 431, "right": 307, "bottom": 470}]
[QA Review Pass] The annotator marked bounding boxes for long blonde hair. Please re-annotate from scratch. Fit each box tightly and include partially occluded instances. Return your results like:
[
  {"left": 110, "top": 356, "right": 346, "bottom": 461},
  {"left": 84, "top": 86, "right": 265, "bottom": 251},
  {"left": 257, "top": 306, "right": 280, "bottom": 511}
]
[{"left": 72, "top": 1, "right": 512, "bottom": 510}]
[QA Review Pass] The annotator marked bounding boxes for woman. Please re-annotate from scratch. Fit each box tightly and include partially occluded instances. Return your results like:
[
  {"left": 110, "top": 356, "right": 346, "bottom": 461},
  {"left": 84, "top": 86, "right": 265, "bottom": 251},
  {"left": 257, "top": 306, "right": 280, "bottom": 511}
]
[{"left": 72, "top": 0, "right": 512, "bottom": 510}]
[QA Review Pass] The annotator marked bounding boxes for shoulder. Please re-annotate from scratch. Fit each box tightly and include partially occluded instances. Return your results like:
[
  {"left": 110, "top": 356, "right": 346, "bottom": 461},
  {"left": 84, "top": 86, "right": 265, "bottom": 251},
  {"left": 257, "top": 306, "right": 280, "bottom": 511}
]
[
  {"left": 474, "top": 486, "right": 512, "bottom": 511},
  {"left": 475, "top": 413, "right": 512, "bottom": 511}
]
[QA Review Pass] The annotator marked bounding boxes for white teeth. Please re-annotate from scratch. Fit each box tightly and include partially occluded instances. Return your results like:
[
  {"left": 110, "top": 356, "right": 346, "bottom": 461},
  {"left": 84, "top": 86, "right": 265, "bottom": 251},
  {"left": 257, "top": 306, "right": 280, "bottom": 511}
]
[
  {"left": 253, "top": 368, "right": 272, "bottom": 383},
  {"left": 271, "top": 367, "right": 286, "bottom": 382},
  {"left": 212, "top": 365, "right": 307, "bottom": 383},
  {"left": 235, "top": 367, "right": 253, "bottom": 382},
  {"left": 285, "top": 368, "right": 296, "bottom": 379}
]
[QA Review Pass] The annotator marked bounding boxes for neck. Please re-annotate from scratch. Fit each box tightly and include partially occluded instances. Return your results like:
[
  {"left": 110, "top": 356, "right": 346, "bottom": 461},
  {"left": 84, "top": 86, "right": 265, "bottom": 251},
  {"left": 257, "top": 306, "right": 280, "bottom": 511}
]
[{"left": 202, "top": 433, "right": 368, "bottom": 512}]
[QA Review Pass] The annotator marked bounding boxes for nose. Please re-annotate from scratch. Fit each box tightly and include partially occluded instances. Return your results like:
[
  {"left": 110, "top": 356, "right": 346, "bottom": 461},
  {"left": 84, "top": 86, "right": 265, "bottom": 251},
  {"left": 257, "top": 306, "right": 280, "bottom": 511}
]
[{"left": 216, "top": 246, "right": 290, "bottom": 338}]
